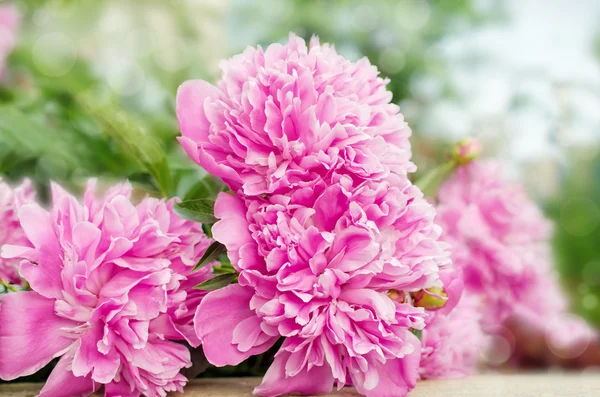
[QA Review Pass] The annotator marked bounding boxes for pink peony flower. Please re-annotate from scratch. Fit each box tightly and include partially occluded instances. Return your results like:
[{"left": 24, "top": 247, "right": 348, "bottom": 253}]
[
  {"left": 177, "top": 33, "right": 414, "bottom": 197},
  {"left": 436, "top": 160, "right": 595, "bottom": 342},
  {"left": 194, "top": 174, "right": 451, "bottom": 397},
  {"left": 0, "top": 181, "right": 214, "bottom": 397},
  {"left": 0, "top": 178, "right": 34, "bottom": 284},
  {"left": 0, "top": 4, "right": 20, "bottom": 78},
  {"left": 420, "top": 293, "right": 485, "bottom": 379}
]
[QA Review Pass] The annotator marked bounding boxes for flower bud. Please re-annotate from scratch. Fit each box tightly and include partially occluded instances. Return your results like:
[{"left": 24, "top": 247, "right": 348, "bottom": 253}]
[
  {"left": 388, "top": 289, "right": 406, "bottom": 303},
  {"left": 412, "top": 287, "right": 448, "bottom": 310},
  {"left": 453, "top": 138, "right": 482, "bottom": 165}
]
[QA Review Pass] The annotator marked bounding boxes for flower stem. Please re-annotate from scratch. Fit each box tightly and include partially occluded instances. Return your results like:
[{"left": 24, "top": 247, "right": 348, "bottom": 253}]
[
  {"left": 415, "top": 138, "right": 483, "bottom": 199},
  {"left": 414, "top": 160, "right": 457, "bottom": 199},
  {"left": 0, "top": 279, "right": 18, "bottom": 293}
]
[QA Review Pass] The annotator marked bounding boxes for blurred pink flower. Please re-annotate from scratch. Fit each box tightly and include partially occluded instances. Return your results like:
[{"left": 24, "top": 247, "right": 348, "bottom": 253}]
[
  {"left": 0, "top": 181, "right": 214, "bottom": 397},
  {"left": 0, "top": 4, "right": 20, "bottom": 78},
  {"left": 436, "top": 160, "right": 595, "bottom": 339},
  {"left": 0, "top": 178, "right": 34, "bottom": 284},
  {"left": 177, "top": 33, "right": 414, "bottom": 197},
  {"left": 195, "top": 175, "right": 451, "bottom": 397},
  {"left": 420, "top": 293, "right": 485, "bottom": 379}
]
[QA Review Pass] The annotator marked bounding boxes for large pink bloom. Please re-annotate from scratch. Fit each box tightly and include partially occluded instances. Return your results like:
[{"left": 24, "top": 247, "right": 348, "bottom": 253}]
[
  {"left": 436, "top": 160, "right": 595, "bottom": 342},
  {"left": 195, "top": 175, "right": 451, "bottom": 397},
  {"left": 0, "top": 181, "right": 214, "bottom": 397},
  {"left": 177, "top": 33, "right": 414, "bottom": 196},
  {"left": 0, "top": 178, "right": 34, "bottom": 284},
  {"left": 0, "top": 4, "right": 20, "bottom": 78}
]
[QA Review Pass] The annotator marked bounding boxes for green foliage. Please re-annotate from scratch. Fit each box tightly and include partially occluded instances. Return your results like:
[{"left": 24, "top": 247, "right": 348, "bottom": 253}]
[
  {"left": 194, "top": 273, "right": 237, "bottom": 291},
  {"left": 173, "top": 198, "right": 217, "bottom": 224},
  {"left": 0, "top": 106, "right": 77, "bottom": 170},
  {"left": 194, "top": 242, "right": 226, "bottom": 271},
  {"left": 0, "top": 1, "right": 211, "bottom": 199},
  {"left": 546, "top": 148, "right": 600, "bottom": 328},
  {"left": 0, "top": 101, "right": 137, "bottom": 199},
  {"left": 1, "top": 42, "right": 141, "bottom": 195},
  {"left": 415, "top": 159, "right": 456, "bottom": 198},
  {"left": 184, "top": 175, "right": 224, "bottom": 201},
  {"left": 411, "top": 328, "right": 423, "bottom": 340},
  {"left": 76, "top": 93, "right": 174, "bottom": 197}
]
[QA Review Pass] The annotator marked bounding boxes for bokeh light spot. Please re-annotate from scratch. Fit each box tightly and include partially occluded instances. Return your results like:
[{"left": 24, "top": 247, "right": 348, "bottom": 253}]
[
  {"left": 32, "top": 32, "right": 77, "bottom": 77},
  {"left": 545, "top": 315, "right": 592, "bottom": 359},
  {"left": 481, "top": 333, "right": 514, "bottom": 366},
  {"left": 379, "top": 49, "right": 406, "bottom": 75},
  {"left": 153, "top": 38, "right": 192, "bottom": 72},
  {"left": 582, "top": 293, "right": 598, "bottom": 310},
  {"left": 106, "top": 63, "right": 146, "bottom": 97},
  {"left": 560, "top": 197, "right": 600, "bottom": 237},
  {"left": 352, "top": 4, "right": 379, "bottom": 32},
  {"left": 582, "top": 261, "right": 600, "bottom": 286},
  {"left": 394, "top": 0, "right": 431, "bottom": 31}
]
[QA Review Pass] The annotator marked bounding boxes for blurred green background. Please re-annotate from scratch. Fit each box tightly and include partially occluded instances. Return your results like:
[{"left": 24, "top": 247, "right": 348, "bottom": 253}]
[{"left": 1, "top": 0, "right": 599, "bottom": 330}]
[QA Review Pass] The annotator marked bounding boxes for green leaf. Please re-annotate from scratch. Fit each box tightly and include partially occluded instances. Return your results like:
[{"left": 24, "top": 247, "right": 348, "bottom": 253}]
[
  {"left": 193, "top": 273, "right": 236, "bottom": 291},
  {"left": 128, "top": 172, "right": 161, "bottom": 194},
  {"left": 76, "top": 93, "right": 173, "bottom": 197},
  {"left": 193, "top": 241, "right": 226, "bottom": 271},
  {"left": 173, "top": 198, "right": 217, "bottom": 224},
  {"left": 414, "top": 160, "right": 456, "bottom": 199},
  {"left": 202, "top": 223, "right": 213, "bottom": 238},
  {"left": 213, "top": 262, "right": 235, "bottom": 274},
  {"left": 411, "top": 329, "right": 423, "bottom": 341},
  {"left": 0, "top": 106, "right": 77, "bottom": 170},
  {"left": 184, "top": 175, "right": 222, "bottom": 201}
]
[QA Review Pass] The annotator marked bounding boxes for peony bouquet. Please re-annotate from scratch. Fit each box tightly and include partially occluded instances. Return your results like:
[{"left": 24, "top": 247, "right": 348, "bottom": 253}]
[{"left": 0, "top": 31, "right": 596, "bottom": 397}]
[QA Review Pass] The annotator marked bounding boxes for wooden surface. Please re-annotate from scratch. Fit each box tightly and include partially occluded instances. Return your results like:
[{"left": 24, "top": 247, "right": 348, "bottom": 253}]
[{"left": 1, "top": 373, "right": 599, "bottom": 396}]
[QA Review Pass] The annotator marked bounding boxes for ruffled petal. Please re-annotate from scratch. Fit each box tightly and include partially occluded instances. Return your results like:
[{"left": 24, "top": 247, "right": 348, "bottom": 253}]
[
  {"left": 352, "top": 332, "right": 421, "bottom": 397},
  {"left": 15, "top": 204, "right": 63, "bottom": 299},
  {"left": 194, "top": 284, "right": 277, "bottom": 366},
  {"left": 0, "top": 292, "right": 76, "bottom": 380},
  {"left": 212, "top": 193, "right": 254, "bottom": 268},
  {"left": 176, "top": 79, "right": 219, "bottom": 143},
  {"left": 38, "top": 354, "right": 98, "bottom": 397},
  {"left": 254, "top": 349, "right": 335, "bottom": 396}
]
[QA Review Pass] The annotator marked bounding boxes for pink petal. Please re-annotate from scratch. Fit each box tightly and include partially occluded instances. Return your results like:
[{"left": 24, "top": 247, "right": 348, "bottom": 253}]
[
  {"left": 212, "top": 193, "right": 254, "bottom": 268},
  {"left": 0, "top": 292, "right": 76, "bottom": 380},
  {"left": 194, "top": 284, "right": 277, "bottom": 366},
  {"left": 353, "top": 332, "right": 421, "bottom": 397},
  {"left": 176, "top": 80, "right": 243, "bottom": 189},
  {"left": 1, "top": 244, "right": 35, "bottom": 259},
  {"left": 254, "top": 350, "right": 335, "bottom": 396},
  {"left": 18, "top": 204, "right": 58, "bottom": 250},
  {"left": 438, "top": 265, "right": 464, "bottom": 315},
  {"left": 213, "top": 192, "right": 248, "bottom": 220},
  {"left": 176, "top": 79, "right": 219, "bottom": 143},
  {"left": 72, "top": 221, "right": 101, "bottom": 266},
  {"left": 38, "top": 354, "right": 98, "bottom": 397},
  {"left": 104, "top": 379, "right": 138, "bottom": 397},
  {"left": 17, "top": 204, "right": 63, "bottom": 299},
  {"left": 71, "top": 325, "right": 120, "bottom": 383},
  {"left": 339, "top": 289, "right": 396, "bottom": 323}
]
